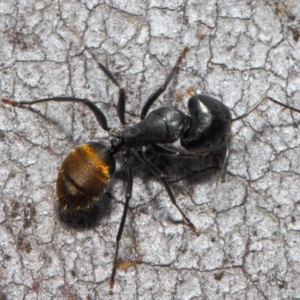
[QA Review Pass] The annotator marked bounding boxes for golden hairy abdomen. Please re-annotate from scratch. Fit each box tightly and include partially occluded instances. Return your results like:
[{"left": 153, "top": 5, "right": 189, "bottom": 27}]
[{"left": 56, "top": 143, "right": 115, "bottom": 210}]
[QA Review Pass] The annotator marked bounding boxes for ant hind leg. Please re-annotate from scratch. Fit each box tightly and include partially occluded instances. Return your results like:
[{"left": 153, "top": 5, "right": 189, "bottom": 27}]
[
  {"left": 110, "top": 165, "right": 133, "bottom": 293},
  {"left": 2, "top": 97, "right": 110, "bottom": 131}
]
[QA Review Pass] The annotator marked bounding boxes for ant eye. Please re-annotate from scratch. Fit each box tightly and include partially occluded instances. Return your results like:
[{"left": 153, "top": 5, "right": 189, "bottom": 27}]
[{"left": 214, "top": 104, "right": 221, "bottom": 110}]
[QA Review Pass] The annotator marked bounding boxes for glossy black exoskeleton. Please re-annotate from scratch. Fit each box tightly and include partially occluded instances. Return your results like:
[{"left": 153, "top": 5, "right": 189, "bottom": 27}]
[
  {"left": 181, "top": 94, "right": 232, "bottom": 152},
  {"left": 3, "top": 46, "right": 300, "bottom": 291},
  {"left": 123, "top": 106, "right": 191, "bottom": 148}
]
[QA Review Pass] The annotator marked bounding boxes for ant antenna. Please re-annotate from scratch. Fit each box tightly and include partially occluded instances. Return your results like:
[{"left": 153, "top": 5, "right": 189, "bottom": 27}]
[
  {"left": 232, "top": 96, "right": 300, "bottom": 122},
  {"left": 220, "top": 95, "right": 300, "bottom": 182}
]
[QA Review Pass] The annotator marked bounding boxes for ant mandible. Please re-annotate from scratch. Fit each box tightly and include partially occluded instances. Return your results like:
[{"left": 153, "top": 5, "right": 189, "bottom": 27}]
[{"left": 2, "top": 46, "right": 300, "bottom": 291}]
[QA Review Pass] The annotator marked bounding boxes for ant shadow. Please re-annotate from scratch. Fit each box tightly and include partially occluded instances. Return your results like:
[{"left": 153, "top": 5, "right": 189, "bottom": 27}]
[
  {"left": 7, "top": 103, "right": 224, "bottom": 230},
  {"left": 57, "top": 145, "right": 223, "bottom": 230},
  {"left": 58, "top": 192, "right": 113, "bottom": 229}
]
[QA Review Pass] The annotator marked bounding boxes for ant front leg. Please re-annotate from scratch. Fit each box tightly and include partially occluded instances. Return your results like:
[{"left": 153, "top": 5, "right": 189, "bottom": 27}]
[
  {"left": 140, "top": 47, "right": 189, "bottom": 119},
  {"left": 220, "top": 138, "right": 231, "bottom": 183}
]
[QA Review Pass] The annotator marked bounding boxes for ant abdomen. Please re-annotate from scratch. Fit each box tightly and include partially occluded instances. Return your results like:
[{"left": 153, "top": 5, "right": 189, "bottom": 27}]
[{"left": 56, "top": 142, "right": 116, "bottom": 210}]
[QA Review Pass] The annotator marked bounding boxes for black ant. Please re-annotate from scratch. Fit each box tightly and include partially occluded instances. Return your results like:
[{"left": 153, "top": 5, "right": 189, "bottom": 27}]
[{"left": 2, "top": 46, "right": 300, "bottom": 292}]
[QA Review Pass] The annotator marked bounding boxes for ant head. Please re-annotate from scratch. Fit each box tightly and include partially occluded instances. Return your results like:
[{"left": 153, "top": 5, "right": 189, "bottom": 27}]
[{"left": 181, "top": 95, "right": 232, "bottom": 152}]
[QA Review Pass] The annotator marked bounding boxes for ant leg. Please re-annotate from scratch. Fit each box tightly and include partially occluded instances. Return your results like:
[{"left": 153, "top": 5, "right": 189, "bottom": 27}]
[
  {"left": 2, "top": 97, "right": 110, "bottom": 131},
  {"left": 138, "top": 150, "right": 198, "bottom": 235},
  {"left": 153, "top": 143, "right": 232, "bottom": 183},
  {"left": 151, "top": 144, "right": 208, "bottom": 158},
  {"left": 220, "top": 138, "right": 231, "bottom": 183},
  {"left": 110, "top": 165, "right": 133, "bottom": 292},
  {"left": 84, "top": 48, "right": 126, "bottom": 124},
  {"left": 232, "top": 96, "right": 300, "bottom": 122},
  {"left": 140, "top": 47, "right": 189, "bottom": 119}
]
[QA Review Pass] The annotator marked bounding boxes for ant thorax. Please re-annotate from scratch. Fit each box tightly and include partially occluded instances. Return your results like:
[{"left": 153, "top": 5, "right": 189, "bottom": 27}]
[{"left": 109, "top": 124, "right": 134, "bottom": 139}]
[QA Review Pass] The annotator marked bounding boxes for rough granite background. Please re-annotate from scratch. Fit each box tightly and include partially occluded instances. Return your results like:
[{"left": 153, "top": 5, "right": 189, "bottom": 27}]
[{"left": 1, "top": 1, "right": 300, "bottom": 299}]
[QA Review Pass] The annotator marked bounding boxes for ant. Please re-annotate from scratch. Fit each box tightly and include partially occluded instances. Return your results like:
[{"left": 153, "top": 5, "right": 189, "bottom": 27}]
[{"left": 2, "top": 46, "right": 300, "bottom": 292}]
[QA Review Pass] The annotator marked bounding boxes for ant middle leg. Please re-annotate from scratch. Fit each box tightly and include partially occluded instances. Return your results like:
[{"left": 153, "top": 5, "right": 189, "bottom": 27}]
[
  {"left": 140, "top": 47, "right": 189, "bottom": 119},
  {"left": 138, "top": 150, "right": 198, "bottom": 235}
]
